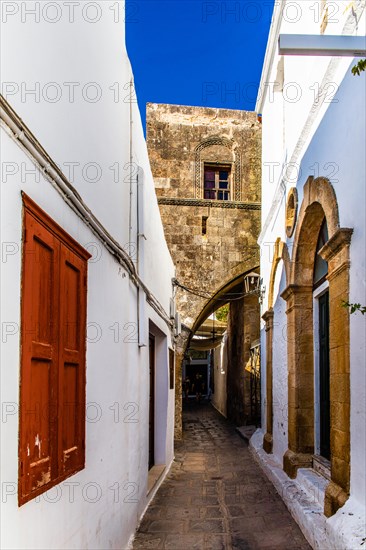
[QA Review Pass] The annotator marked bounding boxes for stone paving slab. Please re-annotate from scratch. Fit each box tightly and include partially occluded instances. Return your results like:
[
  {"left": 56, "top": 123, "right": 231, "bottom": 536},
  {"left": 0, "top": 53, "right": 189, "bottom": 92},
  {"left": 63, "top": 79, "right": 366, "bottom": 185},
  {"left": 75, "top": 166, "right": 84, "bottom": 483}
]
[{"left": 133, "top": 403, "right": 312, "bottom": 550}]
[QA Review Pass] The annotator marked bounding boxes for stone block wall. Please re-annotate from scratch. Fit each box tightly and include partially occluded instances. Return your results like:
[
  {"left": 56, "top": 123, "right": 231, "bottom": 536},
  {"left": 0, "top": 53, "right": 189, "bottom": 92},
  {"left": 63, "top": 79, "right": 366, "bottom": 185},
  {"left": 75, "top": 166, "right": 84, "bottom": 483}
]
[
  {"left": 147, "top": 103, "right": 262, "bottom": 436},
  {"left": 147, "top": 103, "right": 262, "bottom": 329}
]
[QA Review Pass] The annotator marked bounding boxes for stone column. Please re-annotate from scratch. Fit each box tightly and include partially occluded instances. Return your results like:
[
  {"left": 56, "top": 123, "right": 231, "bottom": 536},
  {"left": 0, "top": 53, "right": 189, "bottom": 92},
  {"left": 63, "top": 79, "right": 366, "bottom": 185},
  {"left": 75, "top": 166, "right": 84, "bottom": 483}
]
[
  {"left": 226, "top": 296, "right": 245, "bottom": 425},
  {"left": 226, "top": 290, "right": 260, "bottom": 426},
  {"left": 243, "top": 293, "right": 260, "bottom": 423},
  {"left": 320, "top": 228, "right": 353, "bottom": 516},
  {"left": 262, "top": 309, "right": 274, "bottom": 453},
  {"left": 281, "top": 284, "right": 314, "bottom": 478},
  {"left": 174, "top": 327, "right": 191, "bottom": 440}
]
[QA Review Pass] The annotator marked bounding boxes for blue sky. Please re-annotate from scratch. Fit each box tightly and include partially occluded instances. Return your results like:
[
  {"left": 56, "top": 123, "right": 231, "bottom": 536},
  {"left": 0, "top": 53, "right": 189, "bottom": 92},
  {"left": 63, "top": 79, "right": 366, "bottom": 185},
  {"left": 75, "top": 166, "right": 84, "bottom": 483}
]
[{"left": 126, "top": 0, "right": 275, "bottom": 129}]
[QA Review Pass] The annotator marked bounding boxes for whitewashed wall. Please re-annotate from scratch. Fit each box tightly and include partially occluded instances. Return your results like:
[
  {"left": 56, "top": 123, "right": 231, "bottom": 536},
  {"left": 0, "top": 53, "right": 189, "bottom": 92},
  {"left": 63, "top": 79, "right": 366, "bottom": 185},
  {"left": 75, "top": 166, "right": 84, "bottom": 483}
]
[
  {"left": 255, "top": 1, "right": 366, "bottom": 547},
  {"left": 0, "top": 1, "right": 176, "bottom": 548},
  {"left": 2, "top": 0, "right": 128, "bottom": 242},
  {"left": 272, "top": 262, "right": 288, "bottom": 461}
]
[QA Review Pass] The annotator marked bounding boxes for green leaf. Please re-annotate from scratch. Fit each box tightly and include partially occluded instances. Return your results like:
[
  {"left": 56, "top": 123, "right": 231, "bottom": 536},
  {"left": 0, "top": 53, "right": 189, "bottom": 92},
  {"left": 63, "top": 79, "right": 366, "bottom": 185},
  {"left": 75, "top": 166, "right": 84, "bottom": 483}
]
[
  {"left": 342, "top": 300, "right": 366, "bottom": 315},
  {"left": 352, "top": 59, "right": 366, "bottom": 76}
]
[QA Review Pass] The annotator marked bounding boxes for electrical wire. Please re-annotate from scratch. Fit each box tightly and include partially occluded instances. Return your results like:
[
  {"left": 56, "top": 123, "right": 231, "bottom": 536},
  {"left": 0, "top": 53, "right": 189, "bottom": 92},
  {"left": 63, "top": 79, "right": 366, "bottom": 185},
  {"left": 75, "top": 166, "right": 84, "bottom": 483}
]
[{"left": 173, "top": 279, "right": 262, "bottom": 302}]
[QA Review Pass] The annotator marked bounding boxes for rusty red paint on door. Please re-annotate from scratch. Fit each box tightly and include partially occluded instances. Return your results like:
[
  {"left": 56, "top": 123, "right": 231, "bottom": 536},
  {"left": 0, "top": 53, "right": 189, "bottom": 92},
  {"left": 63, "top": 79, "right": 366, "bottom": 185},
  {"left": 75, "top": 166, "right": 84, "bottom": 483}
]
[{"left": 19, "top": 195, "right": 90, "bottom": 505}]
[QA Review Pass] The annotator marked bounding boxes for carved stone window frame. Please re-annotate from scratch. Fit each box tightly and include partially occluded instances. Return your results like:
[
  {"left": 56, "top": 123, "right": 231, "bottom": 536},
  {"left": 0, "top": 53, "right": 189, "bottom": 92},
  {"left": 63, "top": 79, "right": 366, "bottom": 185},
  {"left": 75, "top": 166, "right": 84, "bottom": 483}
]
[{"left": 194, "top": 137, "right": 241, "bottom": 201}]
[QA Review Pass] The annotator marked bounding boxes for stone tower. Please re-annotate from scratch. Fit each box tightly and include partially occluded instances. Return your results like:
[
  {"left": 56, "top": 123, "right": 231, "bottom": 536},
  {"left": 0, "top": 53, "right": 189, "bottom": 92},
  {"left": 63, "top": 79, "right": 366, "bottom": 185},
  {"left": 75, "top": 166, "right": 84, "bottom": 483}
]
[{"left": 147, "top": 104, "right": 262, "bottom": 436}]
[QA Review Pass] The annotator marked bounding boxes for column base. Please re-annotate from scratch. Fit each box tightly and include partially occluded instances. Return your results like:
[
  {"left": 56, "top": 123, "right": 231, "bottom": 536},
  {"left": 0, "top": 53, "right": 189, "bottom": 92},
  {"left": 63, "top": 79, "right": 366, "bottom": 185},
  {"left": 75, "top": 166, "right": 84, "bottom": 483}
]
[
  {"left": 324, "top": 481, "right": 348, "bottom": 517},
  {"left": 263, "top": 432, "right": 273, "bottom": 454},
  {"left": 283, "top": 449, "right": 313, "bottom": 479}
]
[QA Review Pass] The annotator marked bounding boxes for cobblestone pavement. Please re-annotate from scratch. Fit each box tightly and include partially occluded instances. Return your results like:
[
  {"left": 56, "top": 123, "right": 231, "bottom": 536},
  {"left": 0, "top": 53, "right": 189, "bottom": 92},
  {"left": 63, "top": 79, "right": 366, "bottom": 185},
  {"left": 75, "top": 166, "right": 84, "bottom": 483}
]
[{"left": 133, "top": 403, "right": 311, "bottom": 550}]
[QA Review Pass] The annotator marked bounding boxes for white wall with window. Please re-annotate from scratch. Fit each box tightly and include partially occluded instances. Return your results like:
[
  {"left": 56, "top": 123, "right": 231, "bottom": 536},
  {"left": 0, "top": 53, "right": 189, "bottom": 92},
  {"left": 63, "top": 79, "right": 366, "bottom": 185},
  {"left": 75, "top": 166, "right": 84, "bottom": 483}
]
[{"left": 0, "top": 2, "right": 176, "bottom": 548}]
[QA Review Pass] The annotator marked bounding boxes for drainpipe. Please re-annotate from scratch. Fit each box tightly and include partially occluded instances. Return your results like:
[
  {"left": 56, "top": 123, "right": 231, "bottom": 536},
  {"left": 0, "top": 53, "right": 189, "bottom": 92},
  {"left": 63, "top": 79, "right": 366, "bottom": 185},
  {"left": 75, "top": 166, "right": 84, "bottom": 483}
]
[
  {"left": 128, "top": 77, "right": 134, "bottom": 257},
  {"left": 137, "top": 167, "right": 147, "bottom": 347}
]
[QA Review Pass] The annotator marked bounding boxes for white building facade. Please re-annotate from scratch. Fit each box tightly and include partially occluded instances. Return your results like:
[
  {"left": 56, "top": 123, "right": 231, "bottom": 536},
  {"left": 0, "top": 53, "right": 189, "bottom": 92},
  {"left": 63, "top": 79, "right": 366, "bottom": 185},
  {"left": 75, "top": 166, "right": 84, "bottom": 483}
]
[
  {"left": 0, "top": 2, "right": 176, "bottom": 548},
  {"left": 251, "top": 1, "right": 366, "bottom": 549}
]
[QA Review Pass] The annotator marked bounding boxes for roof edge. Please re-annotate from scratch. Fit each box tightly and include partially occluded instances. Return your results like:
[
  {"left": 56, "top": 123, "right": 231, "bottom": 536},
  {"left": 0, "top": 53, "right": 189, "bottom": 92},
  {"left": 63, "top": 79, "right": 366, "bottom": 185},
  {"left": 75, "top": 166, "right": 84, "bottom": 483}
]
[{"left": 255, "top": 0, "right": 284, "bottom": 114}]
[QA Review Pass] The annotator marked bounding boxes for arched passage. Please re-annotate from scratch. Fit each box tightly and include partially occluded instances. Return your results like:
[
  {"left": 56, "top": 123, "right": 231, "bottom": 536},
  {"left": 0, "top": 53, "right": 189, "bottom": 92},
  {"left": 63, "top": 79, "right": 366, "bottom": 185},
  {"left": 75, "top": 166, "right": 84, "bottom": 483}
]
[
  {"left": 174, "top": 268, "right": 261, "bottom": 437},
  {"left": 146, "top": 104, "right": 262, "bottom": 441}
]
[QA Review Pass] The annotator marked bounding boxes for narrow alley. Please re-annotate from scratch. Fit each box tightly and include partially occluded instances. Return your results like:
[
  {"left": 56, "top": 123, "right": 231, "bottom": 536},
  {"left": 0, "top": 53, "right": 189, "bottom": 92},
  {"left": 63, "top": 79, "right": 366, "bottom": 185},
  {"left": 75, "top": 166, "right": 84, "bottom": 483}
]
[{"left": 133, "top": 404, "right": 311, "bottom": 550}]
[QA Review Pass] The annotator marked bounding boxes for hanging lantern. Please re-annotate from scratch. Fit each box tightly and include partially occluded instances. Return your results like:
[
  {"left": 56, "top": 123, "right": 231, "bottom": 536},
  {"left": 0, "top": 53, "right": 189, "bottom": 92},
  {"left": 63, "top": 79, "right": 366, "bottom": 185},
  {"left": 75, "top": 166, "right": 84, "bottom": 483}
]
[
  {"left": 244, "top": 272, "right": 260, "bottom": 294},
  {"left": 244, "top": 272, "right": 266, "bottom": 304}
]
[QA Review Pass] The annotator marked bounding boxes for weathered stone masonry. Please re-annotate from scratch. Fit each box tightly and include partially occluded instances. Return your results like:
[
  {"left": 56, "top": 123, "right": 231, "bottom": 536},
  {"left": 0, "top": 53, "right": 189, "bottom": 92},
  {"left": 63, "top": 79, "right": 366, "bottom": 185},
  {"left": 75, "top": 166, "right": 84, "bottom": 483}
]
[{"left": 147, "top": 103, "right": 262, "bottom": 437}]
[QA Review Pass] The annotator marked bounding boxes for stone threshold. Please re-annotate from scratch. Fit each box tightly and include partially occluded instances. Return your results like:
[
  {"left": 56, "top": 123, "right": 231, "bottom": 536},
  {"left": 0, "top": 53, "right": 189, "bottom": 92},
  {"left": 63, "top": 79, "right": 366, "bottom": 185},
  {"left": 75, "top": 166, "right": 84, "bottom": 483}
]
[
  {"left": 147, "top": 464, "right": 166, "bottom": 496},
  {"left": 312, "top": 454, "right": 331, "bottom": 481},
  {"left": 249, "top": 429, "right": 366, "bottom": 550}
]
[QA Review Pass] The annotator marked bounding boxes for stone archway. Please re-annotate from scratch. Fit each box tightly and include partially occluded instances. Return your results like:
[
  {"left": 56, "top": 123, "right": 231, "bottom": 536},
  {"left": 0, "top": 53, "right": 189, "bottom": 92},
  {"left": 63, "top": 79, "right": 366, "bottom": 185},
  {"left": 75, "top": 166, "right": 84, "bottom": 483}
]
[
  {"left": 174, "top": 268, "right": 260, "bottom": 438},
  {"left": 146, "top": 104, "right": 262, "bottom": 441},
  {"left": 281, "top": 176, "right": 353, "bottom": 517},
  {"left": 268, "top": 239, "right": 290, "bottom": 311},
  {"left": 263, "top": 238, "right": 290, "bottom": 453}
]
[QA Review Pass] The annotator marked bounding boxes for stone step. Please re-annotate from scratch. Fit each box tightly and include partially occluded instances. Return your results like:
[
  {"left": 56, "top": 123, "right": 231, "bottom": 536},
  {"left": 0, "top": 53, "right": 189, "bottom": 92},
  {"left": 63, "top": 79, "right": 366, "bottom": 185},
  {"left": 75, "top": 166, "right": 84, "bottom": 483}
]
[{"left": 296, "top": 467, "right": 329, "bottom": 509}]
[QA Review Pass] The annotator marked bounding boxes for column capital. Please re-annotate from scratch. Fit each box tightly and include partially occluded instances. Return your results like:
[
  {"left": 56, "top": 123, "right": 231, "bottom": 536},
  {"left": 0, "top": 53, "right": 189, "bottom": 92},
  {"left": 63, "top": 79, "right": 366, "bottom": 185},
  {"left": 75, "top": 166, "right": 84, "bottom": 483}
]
[
  {"left": 262, "top": 308, "right": 274, "bottom": 326},
  {"left": 319, "top": 228, "right": 353, "bottom": 262},
  {"left": 280, "top": 284, "right": 313, "bottom": 302}
]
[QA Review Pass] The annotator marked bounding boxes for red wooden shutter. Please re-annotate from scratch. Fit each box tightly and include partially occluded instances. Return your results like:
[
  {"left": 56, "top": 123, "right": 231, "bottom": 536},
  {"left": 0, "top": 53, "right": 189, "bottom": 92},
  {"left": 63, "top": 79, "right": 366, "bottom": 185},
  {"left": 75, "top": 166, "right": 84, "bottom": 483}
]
[
  {"left": 58, "top": 243, "right": 87, "bottom": 475},
  {"left": 20, "top": 195, "right": 91, "bottom": 504},
  {"left": 19, "top": 212, "right": 60, "bottom": 502}
]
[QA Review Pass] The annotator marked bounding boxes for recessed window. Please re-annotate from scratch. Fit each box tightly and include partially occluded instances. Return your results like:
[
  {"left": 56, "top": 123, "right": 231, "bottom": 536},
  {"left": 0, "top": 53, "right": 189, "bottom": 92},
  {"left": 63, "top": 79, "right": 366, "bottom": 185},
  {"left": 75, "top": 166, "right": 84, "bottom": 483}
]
[
  {"left": 204, "top": 164, "right": 231, "bottom": 200},
  {"left": 169, "top": 349, "right": 175, "bottom": 390}
]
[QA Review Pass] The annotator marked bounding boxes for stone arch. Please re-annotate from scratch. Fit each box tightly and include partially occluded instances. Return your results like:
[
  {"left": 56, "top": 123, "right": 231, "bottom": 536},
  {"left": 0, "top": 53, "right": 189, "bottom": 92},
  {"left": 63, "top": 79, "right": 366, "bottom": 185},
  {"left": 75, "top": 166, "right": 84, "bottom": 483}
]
[
  {"left": 263, "top": 238, "right": 290, "bottom": 454},
  {"left": 174, "top": 267, "right": 260, "bottom": 437},
  {"left": 195, "top": 136, "right": 242, "bottom": 200},
  {"left": 268, "top": 238, "right": 290, "bottom": 310},
  {"left": 281, "top": 176, "right": 353, "bottom": 517},
  {"left": 190, "top": 270, "right": 254, "bottom": 334},
  {"left": 285, "top": 187, "right": 298, "bottom": 238},
  {"left": 290, "top": 176, "right": 339, "bottom": 285}
]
